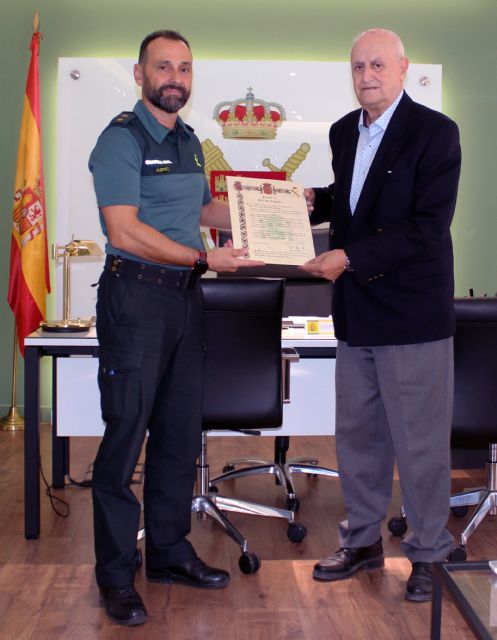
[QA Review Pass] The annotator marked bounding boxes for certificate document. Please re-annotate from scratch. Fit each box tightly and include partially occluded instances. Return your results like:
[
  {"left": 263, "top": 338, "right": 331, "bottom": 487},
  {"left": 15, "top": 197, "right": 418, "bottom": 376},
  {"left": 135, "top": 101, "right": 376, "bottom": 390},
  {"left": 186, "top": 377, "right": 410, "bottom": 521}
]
[{"left": 226, "top": 175, "right": 315, "bottom": 265}]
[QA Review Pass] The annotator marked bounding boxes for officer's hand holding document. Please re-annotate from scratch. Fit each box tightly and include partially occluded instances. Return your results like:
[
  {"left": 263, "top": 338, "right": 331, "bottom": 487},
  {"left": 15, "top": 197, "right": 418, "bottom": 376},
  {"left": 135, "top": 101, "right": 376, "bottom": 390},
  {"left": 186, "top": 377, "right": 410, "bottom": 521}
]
[{"left": 226, "top": 176, "right": 315, "bottom": 265}]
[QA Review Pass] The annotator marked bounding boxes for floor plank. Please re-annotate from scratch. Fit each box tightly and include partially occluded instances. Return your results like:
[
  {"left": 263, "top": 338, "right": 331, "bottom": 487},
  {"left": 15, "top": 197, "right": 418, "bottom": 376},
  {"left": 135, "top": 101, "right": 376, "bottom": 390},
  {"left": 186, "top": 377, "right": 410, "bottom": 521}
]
[{"left": 0, "top": 426, "right": 493, "bottom": 638}]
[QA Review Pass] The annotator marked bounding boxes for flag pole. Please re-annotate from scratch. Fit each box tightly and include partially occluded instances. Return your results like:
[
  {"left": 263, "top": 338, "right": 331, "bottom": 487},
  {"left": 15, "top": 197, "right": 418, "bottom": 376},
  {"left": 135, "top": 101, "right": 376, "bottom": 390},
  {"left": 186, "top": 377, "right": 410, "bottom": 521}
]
[
  {"left": 3, "top": 10, "right": 46, "bottom": 431},
  {"left": 0, "top": 328, "right": 25, "bottom": 431},
  {"left": 7, "top": 10, "right": 50, "bottom": 350}
]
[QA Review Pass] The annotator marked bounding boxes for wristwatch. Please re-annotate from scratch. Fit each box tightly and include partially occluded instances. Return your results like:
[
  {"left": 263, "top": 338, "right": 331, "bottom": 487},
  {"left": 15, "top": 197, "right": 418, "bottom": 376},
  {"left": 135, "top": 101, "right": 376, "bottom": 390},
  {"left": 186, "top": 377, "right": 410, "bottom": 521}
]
[
  {"left": 192, "top": 250, "right": 209, "bottom": 276},
  {"left": 344, "top": 254, "right": 354, "bottom": 272}
]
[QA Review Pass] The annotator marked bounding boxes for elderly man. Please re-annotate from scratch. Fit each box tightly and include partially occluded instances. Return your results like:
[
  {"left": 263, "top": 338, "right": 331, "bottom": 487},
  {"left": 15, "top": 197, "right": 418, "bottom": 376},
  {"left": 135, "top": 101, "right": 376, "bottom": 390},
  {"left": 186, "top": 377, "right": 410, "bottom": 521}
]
[{"left": 302, "top": 28, "right": 461, "bottom": 601}]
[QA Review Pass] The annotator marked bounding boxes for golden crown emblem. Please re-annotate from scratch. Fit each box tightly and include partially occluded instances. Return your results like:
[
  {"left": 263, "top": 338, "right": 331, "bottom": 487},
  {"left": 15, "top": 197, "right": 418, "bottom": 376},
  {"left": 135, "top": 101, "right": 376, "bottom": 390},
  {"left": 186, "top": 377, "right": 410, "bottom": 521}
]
[{"left": 213, "top": 87, "right": 286, "bottom": 140}]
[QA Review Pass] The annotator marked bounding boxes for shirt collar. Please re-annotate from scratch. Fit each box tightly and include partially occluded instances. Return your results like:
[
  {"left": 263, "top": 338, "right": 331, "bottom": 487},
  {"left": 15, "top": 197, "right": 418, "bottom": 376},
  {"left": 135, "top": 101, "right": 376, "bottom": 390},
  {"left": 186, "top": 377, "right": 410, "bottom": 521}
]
[
  {"left": 133, "top": 100, "right": 189, "bottom": 144},
  {"left": 358, "top": 90, "right": 404, "bottom": 135}
]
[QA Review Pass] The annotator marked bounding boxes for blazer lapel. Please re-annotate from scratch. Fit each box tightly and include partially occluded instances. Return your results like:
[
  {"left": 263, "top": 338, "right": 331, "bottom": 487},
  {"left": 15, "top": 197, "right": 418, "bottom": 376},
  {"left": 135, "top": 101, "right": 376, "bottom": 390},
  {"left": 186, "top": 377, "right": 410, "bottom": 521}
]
[
  {"left": 348, "top": 93, "right": 413, "bottom": 235},
  {"left": 341, "top": 125, "right": 360, "bottom": 218}
]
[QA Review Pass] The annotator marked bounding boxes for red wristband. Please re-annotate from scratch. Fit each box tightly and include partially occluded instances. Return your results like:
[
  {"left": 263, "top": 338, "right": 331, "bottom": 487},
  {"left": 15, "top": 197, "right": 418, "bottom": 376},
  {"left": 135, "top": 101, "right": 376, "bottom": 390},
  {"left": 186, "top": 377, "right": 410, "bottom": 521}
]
[{"left": 191, "top": 251, "right": 208, "bottom": 267}]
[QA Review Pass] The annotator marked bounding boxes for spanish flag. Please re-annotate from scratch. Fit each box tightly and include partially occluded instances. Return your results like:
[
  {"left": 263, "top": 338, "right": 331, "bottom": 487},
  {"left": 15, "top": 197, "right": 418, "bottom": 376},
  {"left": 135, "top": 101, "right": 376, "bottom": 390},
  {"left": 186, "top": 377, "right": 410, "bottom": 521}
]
[{"left": 7, "top": 22, "right": 50, "bottom": 356}]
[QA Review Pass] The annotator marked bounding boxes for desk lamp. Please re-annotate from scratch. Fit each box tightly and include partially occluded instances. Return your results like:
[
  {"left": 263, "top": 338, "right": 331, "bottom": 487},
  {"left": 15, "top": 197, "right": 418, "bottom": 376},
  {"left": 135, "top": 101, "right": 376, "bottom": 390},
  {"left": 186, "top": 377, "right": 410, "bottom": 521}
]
[{"left": 40, "top": 238, "right": 103, "bottom": 332}]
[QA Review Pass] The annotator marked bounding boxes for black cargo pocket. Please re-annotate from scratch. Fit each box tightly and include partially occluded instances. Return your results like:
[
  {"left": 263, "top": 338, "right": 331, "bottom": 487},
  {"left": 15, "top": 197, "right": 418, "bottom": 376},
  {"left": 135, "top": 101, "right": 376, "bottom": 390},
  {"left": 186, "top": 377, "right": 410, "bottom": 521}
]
[{"left": 98, "top": 345, "right": 144, "bottom": 423}]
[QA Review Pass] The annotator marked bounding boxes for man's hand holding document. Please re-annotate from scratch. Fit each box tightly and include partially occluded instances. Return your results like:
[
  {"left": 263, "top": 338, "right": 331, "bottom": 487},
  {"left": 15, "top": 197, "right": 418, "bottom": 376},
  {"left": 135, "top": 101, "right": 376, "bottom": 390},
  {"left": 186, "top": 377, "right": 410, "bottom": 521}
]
[{"left": 226, "top": 176, "right": 315, "bottom": 265}]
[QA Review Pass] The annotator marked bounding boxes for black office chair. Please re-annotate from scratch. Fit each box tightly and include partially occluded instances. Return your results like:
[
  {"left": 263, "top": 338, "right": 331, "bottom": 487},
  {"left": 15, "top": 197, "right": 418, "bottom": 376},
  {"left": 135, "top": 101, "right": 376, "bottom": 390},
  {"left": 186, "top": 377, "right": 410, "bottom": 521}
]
[
  {"left": 388, "top": 297, "right": 497, "bottom": 560},
  {"left": 445, "top": 296, "right": 497, "bottom": 559},
  {"left": 214, "top": 228, "right": 338, "bottom": 510},
  {"left": 191, "top": 277, "right": 307, "bottom": 575}
]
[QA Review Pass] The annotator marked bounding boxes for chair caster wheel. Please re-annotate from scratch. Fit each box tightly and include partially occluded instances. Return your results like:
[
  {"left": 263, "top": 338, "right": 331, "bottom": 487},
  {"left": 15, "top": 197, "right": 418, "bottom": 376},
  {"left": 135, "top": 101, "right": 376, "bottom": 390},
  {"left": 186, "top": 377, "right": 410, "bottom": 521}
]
[
  {"left": 451, "top": 505, "right": 469, "bottom": 517},
  {"left": 223, "top": 464, "right": 235, "bottom": 473},
  {"left": 285, "top": 497, "right": 300, "bottom": 512},
  {"left": 209, "top": 484, "right": 219, "bottom": 494},
  {"left": 134, "top": 548, "right": 143, "bottom": 570},
  {"left": 239, "top": 552, "right": 261, "bottom": 574},
  {"left": 287, "top": 522, "right": 307, "bottom": 542},
  {"left": 448, "top": 545, "right": 467, "bottom": 561},
  {"left": 388, "top": 516, "right": 407, "bottom": 537}
]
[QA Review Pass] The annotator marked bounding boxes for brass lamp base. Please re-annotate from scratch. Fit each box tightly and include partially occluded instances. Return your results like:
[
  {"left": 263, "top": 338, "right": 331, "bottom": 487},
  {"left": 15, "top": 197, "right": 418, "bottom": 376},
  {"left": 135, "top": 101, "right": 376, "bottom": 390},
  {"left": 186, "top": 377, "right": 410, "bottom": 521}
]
[
  {"left": 40, "top": 319, "right": 92, "bottom": 333},
  {"left": 0, "top": 406, "right": 24, "bottom": 431}
]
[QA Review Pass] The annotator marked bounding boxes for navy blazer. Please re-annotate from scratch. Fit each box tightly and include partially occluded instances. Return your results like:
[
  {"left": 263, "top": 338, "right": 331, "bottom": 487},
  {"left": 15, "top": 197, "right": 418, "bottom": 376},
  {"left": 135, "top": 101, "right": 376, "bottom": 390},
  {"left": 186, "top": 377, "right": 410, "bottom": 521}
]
[{"left": 311, "top": 93, "right": 461, "bottom": 346}]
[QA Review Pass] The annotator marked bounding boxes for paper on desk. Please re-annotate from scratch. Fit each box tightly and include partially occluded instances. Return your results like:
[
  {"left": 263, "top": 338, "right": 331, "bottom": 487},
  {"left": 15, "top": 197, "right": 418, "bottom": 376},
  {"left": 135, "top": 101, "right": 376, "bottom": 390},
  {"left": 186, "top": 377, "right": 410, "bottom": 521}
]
[{"left": 287, "top": 316, "right": 332, "bottom": 323}]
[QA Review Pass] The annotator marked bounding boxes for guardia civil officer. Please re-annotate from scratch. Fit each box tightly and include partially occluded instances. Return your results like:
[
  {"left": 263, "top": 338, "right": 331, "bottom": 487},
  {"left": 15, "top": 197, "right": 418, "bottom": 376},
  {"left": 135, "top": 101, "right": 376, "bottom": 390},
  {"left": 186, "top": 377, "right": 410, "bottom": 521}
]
[{"left": 89, "top": 30, "right": 263, "bottom": 626}]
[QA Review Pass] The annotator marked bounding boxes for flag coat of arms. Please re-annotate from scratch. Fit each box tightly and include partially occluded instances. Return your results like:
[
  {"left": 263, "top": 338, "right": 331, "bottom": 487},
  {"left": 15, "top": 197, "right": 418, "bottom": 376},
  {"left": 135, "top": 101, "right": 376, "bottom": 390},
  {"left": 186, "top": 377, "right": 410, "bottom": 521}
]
[{"left": 7, "top": 28, "right": 50, "bottom": 355}]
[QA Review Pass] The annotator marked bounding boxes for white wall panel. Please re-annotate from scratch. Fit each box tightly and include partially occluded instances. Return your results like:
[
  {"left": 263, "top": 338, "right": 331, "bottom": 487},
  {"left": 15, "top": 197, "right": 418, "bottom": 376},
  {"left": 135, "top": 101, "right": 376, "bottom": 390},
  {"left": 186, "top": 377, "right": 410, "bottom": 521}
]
[{"left": 56, "top": 58, "right": 441, "bottom": 319}]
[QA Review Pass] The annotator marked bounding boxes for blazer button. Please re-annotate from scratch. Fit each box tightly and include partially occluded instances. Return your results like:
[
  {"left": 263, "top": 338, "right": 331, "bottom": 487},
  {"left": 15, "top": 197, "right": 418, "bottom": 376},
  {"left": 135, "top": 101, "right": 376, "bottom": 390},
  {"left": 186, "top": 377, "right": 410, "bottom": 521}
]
[{"left": 376, "top": 228, "right": 383, "bottom": 233}]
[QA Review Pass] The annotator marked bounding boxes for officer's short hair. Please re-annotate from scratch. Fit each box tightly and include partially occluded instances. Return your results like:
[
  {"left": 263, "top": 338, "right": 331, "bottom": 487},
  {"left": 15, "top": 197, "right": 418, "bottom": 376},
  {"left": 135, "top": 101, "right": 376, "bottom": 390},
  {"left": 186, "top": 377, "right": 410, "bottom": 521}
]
[{"left": 138, "top": 30, "right": 191, "bottom": 64}]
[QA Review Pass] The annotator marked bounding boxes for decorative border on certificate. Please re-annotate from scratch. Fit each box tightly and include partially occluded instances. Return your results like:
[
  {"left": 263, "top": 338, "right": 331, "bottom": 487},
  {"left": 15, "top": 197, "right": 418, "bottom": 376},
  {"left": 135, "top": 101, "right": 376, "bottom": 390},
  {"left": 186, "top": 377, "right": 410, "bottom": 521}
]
[
  {"left": 226, "top": 175, "right": 315, "bottom": 265},
  {"left": 210, "top": 170, "right": 286, "bottom": 200}
]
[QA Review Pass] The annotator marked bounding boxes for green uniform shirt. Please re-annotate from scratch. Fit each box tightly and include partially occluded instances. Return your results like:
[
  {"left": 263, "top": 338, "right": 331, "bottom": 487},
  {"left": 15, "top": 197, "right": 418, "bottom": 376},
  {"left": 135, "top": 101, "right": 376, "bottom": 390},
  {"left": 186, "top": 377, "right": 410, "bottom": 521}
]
[{"left": 89, "top": 100, "right": 211, "bottom": 266}]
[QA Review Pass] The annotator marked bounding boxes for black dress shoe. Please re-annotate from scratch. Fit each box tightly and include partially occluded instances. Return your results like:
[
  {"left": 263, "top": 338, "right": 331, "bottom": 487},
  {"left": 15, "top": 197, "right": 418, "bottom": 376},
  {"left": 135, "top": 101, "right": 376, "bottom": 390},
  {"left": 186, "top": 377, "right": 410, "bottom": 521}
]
[
  {"left": 313, "top": 538, "right": 384, "bottom": 581},
  {"left": 405, "top": 562, "right": 433, "bottom": 602},
  {"left": 99, "top": 585, "right": 147, "bottom": 626},
  {"left": 147, "top": 556, "right": 230, "bottom": 589}
]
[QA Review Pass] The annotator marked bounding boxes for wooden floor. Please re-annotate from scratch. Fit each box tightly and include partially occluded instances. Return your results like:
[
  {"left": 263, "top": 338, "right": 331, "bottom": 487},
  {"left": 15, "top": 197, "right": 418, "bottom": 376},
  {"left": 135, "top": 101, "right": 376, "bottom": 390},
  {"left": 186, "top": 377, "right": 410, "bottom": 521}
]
[{"left": 0, "top": 425, "right": 495, "bottom": 639}]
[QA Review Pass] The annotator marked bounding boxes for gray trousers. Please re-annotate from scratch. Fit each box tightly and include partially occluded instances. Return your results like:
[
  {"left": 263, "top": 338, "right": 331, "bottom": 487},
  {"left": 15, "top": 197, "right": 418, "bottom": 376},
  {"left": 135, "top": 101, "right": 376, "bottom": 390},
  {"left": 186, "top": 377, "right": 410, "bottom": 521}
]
[{"left": 335, "top": 338, "right": 454, "bottom": 563}]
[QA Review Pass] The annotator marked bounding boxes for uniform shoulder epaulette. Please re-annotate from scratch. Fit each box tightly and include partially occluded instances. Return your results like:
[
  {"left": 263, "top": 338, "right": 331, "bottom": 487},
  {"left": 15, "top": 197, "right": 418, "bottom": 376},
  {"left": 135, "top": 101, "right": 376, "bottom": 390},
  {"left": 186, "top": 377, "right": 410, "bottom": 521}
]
[
  {"left": 109, "top": 111, "right": 137, "bottom": 127},
  {"left": 185, "top": 123, "right": 195, "bottom": 132}
]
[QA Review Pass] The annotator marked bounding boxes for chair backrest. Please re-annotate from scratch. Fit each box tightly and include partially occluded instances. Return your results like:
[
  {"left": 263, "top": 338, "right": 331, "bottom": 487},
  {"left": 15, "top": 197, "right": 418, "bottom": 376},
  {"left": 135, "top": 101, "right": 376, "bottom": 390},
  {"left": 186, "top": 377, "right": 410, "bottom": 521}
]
[
  {"left": 200, "top": 277, "right": 285, "bottom": 431},
  {"left": 452, "top": 297, "right": 497, "bottom": 448},
  {"left": 217, "top": 228, "right": 332, "bottom": 316}
]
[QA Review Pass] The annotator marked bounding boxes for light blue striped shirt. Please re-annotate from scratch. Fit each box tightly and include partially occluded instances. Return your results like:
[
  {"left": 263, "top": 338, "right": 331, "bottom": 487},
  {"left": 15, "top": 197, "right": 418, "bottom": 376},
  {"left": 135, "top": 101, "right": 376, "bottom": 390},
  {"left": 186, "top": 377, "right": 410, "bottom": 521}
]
[{"left": 349, "top": 91, "right": 404, "bottom": 214}]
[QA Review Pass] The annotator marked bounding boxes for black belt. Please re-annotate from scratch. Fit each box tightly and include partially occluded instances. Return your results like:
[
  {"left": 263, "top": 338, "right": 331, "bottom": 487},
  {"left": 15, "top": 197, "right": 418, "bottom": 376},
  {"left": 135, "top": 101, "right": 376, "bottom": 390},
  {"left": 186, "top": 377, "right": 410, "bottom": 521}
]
[{"left": 104, "top": 255, "right": 195, "bottom": 289}]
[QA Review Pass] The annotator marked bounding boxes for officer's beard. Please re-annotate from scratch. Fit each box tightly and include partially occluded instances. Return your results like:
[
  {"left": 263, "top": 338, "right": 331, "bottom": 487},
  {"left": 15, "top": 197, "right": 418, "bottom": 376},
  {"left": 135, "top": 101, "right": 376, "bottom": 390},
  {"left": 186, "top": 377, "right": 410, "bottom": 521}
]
[{"left": 146, "top": 82, "right": 190, "bottom": 114}]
